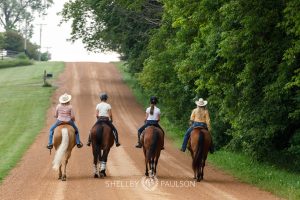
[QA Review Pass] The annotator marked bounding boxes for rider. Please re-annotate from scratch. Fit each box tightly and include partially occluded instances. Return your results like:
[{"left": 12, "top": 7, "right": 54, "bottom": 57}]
[
  {"left": 47, "top": 93, "right": 83, "bottom": 149},
  {"left": 180, "top": 98, "right": 214, "bottom": 153},
  {"left": 135, "top": 96, "right": 164, "bottom": 149},
  {"left": 86, "top": 92, "right": 121, "bottom": 147}
]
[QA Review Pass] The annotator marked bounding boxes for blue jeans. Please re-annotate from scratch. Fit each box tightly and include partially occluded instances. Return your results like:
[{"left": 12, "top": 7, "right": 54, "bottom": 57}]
[
  {"left": 181, "top": 122, "right": 207, "bottom": 151},
  {"left": 48, "top": 120, "right": 80, "bottom": 145},
  {"left": 138, "top": 120, "right": 162, "bottom": 136}
]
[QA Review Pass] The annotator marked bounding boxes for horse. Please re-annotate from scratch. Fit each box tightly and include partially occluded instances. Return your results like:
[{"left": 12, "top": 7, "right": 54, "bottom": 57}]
[
  {"left": 142, "top": 126, "right": 164, "bottom": 177},
  {"left": 52, "top": 124, "right": 76, "bottom": 181},
  {"left": 188, "top": 127, "right": 212, "bottom": 182},
  {"left": 90, "top": 121, "right": 114, "bottom": 178}
]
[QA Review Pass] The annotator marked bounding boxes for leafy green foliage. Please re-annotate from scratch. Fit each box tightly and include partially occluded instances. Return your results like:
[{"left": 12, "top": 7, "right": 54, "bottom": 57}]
[
  {"left": 61, "top": 0, "right": 163, "bottom": 73},
  {"left": 62, "top": 0, "right": 300, "bottom": 165}
]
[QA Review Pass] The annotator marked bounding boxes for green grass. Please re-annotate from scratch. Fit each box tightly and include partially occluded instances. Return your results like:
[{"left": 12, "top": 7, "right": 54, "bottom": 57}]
[
  {"left": 114, "top": 61, "right": 300, "bottom": 200},
  {"left": 0, "top": 58, "right": 33, "bottom": 69},
  {"left": 0, "top": 61, "right": 64, "bottom": 182}
]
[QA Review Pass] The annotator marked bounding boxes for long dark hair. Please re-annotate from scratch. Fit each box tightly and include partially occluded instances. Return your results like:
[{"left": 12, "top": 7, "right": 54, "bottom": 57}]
[{"left": 150, "top": 96, "right": 158, "bottom": 115}]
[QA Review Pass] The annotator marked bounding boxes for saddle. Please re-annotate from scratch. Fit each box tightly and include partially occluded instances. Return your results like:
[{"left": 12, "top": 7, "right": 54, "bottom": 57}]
[
  {"left": 57, "top": 121, "right": 71, "bottom": 126},
  {"left": 193, "top": 126, "right": 208, "bottom": 130}
]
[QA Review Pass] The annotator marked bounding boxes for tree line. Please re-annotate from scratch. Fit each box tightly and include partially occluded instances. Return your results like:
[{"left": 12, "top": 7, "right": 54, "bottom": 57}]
[
  {"left": 0, "top": 0, "right": 53, "bottom": 61},
  {"left": 62, "top": 0, "right": 300, "bottom": 168}
]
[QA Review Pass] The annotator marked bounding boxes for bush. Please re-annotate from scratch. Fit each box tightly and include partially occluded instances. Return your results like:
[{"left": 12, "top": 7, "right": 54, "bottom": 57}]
[{"left": 0, "top": 59, "right": 33, "bottom": 69}]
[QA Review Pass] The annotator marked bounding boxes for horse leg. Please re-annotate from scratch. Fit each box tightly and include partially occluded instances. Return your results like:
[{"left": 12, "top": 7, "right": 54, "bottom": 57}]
[
  {"left": 144, "top": 149, "right": 149, "bottom": 176},
  {"left": 62, "top": 159, "right": 68, "bottom": 181},
  {"left": 196, "top": 160, "right": 202, "bottom": 182},
  {"left": 100, "top": 149, "right": 110, "bottom": 178},
  {"left": 58, "top": 164, "right": 62, "bottom": 180},
  {"left": 149, "top": 158, "right": 155, "bottom": 178},
  {"left": 93, "top": 147, "right": 99, "bottom": 178},
  {"left": 201, "top": 160, "right": 205, "bottom": 180}
]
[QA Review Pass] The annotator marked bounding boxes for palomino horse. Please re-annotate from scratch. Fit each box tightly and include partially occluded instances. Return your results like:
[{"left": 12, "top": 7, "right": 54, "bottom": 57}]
[
  {"left": 52, "top": 124, "right": 76, "bottom": 181},
  {"left": 90, "top": 121, "right": 114, "bottom": 178},
  {"left": 188, "top": 127, "right": 212, "bottom": 182},
  {"left": 142, "top": 126, "right": 164, "bottom": 177}
]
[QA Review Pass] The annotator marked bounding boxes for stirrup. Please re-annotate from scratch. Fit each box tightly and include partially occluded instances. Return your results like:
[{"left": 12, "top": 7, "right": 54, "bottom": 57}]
[
  {"left": 135, "top": 143, "right": 142, "bottom": 148},
  {"left": 77, "top": 142, "right": 83, "bottom": 148}
]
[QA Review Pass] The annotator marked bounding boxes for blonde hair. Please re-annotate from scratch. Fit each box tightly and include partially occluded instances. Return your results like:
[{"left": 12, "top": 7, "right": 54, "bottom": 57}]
[{"left": 195, "top": 106, "right": 207, "bottom": 118}]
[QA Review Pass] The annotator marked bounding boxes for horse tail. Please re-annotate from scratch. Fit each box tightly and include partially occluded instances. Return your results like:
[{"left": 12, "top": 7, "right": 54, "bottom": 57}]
[
  {"left": 52, "top": 128, "right": 69, "bottom": 171},
  {"left": 147, "top": 128, "right": 159, "bottom": 160},
  {"left": 93, "top": 124, "right": 103, "bottom": 160},
  {"left": 192, "top": 129, "right": 204, "bottom": 172},
  {"left": 96, "top": 125, "right": 103, "bottom": 145}
]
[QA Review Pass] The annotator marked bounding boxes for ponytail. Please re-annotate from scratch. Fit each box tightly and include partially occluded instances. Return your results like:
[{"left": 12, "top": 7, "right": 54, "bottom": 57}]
[{"left": 150, "top": 104, "right": 154, "bottom": 115}]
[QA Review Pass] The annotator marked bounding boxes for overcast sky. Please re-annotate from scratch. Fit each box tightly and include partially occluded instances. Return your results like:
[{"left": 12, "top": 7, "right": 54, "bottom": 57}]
[{"left": 31, "top": 0, "right": 120, "bottom": 62}]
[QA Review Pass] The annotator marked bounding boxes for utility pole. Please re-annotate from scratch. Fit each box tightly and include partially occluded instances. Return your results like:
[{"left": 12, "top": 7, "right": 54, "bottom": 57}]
[
  {"left": 37, "top": 23, "right": 46, "bottom": 61},
  {"left": 24, "top": 18, "right": 28, "bottom": 56}
]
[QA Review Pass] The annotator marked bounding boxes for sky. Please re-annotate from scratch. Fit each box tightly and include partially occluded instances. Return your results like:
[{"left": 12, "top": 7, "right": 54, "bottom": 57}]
[{"left": 31, "top": 0, "right": 120, "bottom": 62}]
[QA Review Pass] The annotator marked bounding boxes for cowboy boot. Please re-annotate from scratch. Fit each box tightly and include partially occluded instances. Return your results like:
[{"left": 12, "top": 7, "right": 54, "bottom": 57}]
[
  {"left": 86, "top": 133, "right": 91, "bottom": 146},
  {"left": 113, "top": 130, "right": 121, "bottom": 147},
  {"left": 135, "top": 133, "right": 142, "bottom": 148}
]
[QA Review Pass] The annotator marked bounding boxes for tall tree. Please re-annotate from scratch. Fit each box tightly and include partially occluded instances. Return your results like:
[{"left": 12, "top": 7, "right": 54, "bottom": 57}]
[
  {"left": 61, "top": 0, "right": 163, "bottom": 73},
  {"left": 0, "top": 0, "right": 53, "bottom": 31}
]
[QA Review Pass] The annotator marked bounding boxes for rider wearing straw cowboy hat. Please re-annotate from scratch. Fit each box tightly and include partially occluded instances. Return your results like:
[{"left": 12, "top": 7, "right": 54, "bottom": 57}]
[
  {"left": 47, "top": 93, "right": 83, "bottom": 149},
  {"left": 180, "top": 98, "right": 214, "bottom": 153}
]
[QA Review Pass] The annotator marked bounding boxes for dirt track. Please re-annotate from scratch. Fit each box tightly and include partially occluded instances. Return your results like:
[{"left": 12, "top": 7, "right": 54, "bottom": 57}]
[{"left": 0, "top": 62, "right": 281, "bottom": 200}]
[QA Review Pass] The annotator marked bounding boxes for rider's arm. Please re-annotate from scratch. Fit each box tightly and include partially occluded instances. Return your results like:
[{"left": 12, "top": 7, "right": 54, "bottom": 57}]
[
  {"left": 109, "top": 109, "right": 113, "bottom": 122},
  {"left": 206, "top": 110, "right": 211, "bottom": 131},
  {"left": 144, "top": 112, "right": 149, "bottom": 123},
  {"left": 96, "top": 110, "right": 99, "bottom": 119},
  {"left": 54, "top": 105, "right": 59, "bottom": 118},
  {"left": 108, "top": 109, "right": 113, "bottom": 122},
  {"left": 70, "top": 107, "right": 75, "bottom": 121},
  {"left": 189, "top": 109, "right": 195, "bottom": 126},
  {"left": 157, "top": 113, "right": 160, "bottom": 122}
]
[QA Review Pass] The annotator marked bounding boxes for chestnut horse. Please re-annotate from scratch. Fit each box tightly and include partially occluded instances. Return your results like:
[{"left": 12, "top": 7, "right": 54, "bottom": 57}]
[
  {"left": 142, "top": 126, "right": 164, "bottom": 177},
  {"left": 90, "top": 121, "right": 114, "bottom": 178},
  {"left": 188, "top": 127, "right": 211, "bottom": 182},
  {"left": 52, "top": 124, "right": 76, "bottom": 181}
]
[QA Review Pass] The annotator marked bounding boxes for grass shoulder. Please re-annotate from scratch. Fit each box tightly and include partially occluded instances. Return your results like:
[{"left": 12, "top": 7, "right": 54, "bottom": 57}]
[{"left": 0, "top": 61, "right": 64, "bottom": 183}]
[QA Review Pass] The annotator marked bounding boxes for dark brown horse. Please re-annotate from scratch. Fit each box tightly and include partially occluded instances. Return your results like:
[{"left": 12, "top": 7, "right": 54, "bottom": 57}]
[
  {"left": 90, "top": 121, "right": 114, "bottom": 178},
  {"left": 188, "top": 127, "right": 212, "bottom": 182},
  {"left": 142, "top": 126, "right": 164, "bottom": 177},
  {"left": 52, "top": 124, "right": 76, "bottom": 181}
]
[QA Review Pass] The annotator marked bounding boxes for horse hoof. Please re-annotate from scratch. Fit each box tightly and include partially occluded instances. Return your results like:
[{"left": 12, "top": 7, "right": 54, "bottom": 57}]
[
  {"left": 100, "top": 173, "right": 105, "bottom": 178},
  {"left": 94, "top": 174, "right": 99, "bottom": 178},
  {"left": 145, "top": 173, "right": 149, "bottom": 177},
  {"left": 62, "top": 176, "right": 66, "bottom": 181}
]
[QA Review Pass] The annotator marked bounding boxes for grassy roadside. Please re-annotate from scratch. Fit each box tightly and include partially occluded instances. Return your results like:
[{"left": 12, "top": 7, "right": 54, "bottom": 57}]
[
  {"left": 114, "top": 61, "right": 300, "bottom": 200},
  {"left": 0, "top": 61, "right": 64, "bottom": 183}
]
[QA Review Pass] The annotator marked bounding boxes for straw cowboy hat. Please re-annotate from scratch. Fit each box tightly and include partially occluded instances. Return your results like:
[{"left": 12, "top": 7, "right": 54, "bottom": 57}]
[
  {"left": 59, "top": 93, "right": 72, "bottom": 103},
  {"left": 195, "top": 98, "right": 207, "bottom": 107}
]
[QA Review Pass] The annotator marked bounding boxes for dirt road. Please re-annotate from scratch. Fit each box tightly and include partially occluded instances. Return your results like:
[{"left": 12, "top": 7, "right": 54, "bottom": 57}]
[{"left": 0, "top": 62, "right": 281, "bottom": 200}]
